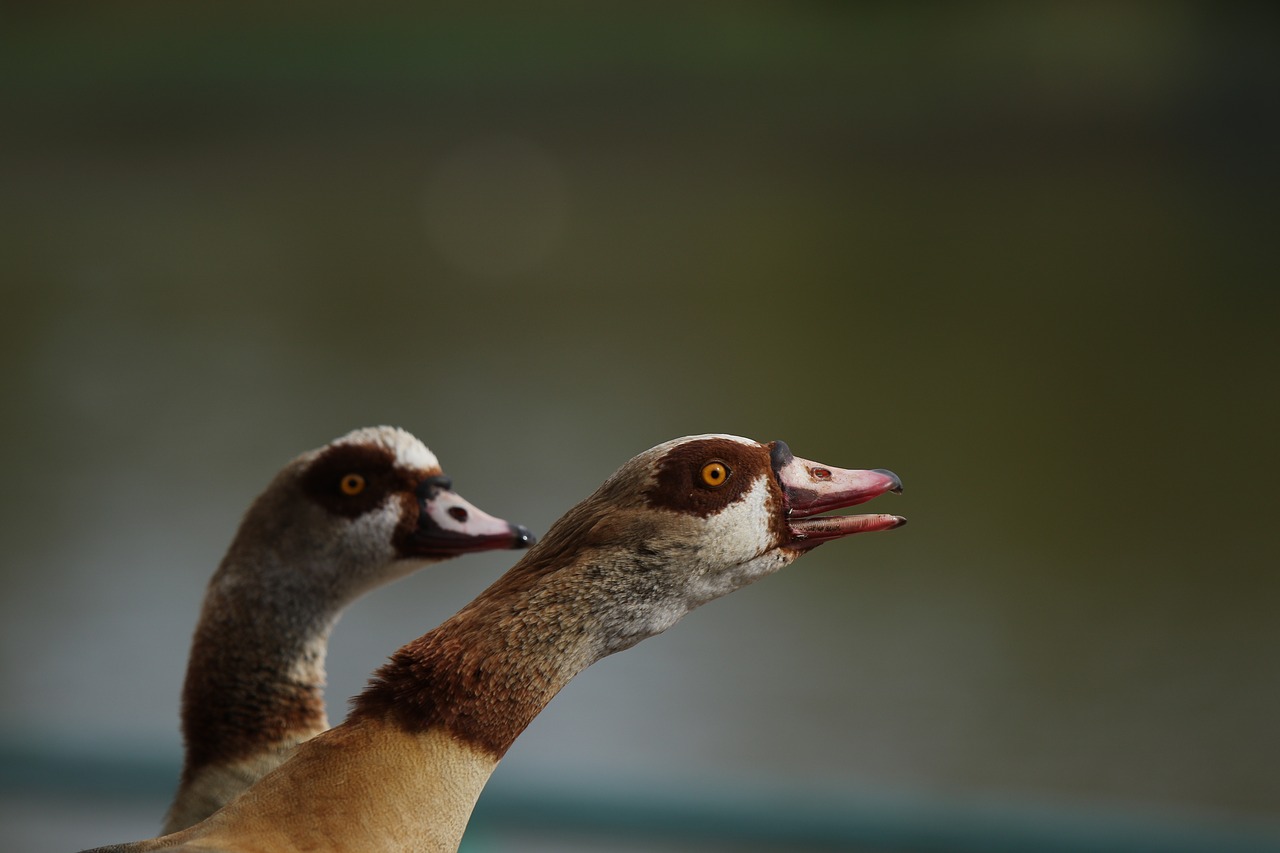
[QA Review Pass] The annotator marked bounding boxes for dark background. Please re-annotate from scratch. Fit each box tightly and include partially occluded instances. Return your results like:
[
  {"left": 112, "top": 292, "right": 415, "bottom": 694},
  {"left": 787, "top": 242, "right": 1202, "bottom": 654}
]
[{"left": 2, "top": 5, "right": 1277, "bottom": 850}]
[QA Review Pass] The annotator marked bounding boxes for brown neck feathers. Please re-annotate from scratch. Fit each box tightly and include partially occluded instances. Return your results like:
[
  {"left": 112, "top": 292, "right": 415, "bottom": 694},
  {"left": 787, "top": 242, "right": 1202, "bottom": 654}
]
[
  {"left": 353, "top": 494, "right": 618, "bottom": 758},
  {"left": 179, "top": 593, "right": 331, "bottom": 779}
]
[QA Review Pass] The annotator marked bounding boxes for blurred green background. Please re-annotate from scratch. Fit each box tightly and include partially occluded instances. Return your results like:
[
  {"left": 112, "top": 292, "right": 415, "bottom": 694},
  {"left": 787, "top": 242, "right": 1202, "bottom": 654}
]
[{"left": 2, "top": 4, "right": 1278, "bottom": 851}]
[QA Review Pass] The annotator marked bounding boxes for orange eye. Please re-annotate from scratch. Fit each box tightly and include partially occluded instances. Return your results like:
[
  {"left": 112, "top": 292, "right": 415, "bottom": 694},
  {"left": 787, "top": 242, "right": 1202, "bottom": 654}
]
[
  {"left": 340, "top": 474, "right": 366, "bottom": 496},
  {"left": 700, "top": 461, "right": 729, "bottom": 488}
]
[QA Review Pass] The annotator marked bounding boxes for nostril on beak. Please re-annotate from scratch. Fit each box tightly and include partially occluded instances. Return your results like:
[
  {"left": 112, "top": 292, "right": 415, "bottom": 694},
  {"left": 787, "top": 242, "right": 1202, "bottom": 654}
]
[{"left": 448, "top": 507, "right": 469, "bottom": 522}]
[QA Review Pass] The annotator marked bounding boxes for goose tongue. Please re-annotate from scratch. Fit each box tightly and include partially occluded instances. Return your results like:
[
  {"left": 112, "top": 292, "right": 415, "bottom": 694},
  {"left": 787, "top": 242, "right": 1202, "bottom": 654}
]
[
  {"left": 404, "top": 475, "right": 536, "bottom": 557},
  {"left": 769, "top": 441, "right": 905, "bottom": 551}
]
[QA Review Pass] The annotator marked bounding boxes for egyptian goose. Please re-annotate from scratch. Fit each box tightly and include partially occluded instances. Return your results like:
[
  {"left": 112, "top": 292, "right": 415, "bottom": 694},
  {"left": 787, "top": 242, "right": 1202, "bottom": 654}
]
[
  {"left": 85, "top": 434, "right": 903, "bottom": 853},
  {"left": 159, "top": 426, "right": 535, "bottom": 833}
]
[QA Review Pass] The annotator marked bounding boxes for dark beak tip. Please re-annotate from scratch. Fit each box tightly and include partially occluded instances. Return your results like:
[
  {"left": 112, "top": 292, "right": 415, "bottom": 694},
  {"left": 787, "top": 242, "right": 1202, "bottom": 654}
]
[
  {"left": 872, "top": 468, "right": 904, "bottom": 495},
  {"left": 511, "top": 524, "right": 537, "bottom": 549}
]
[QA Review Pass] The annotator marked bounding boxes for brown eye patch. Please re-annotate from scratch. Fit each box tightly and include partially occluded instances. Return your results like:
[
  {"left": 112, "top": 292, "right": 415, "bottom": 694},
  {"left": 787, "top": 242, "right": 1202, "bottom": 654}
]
[
  {"left": 644, "top": 438, "right": 772, "bottom": 518},
  {"left": 301, "top": 443, "right": 422, "bottom": 519}
]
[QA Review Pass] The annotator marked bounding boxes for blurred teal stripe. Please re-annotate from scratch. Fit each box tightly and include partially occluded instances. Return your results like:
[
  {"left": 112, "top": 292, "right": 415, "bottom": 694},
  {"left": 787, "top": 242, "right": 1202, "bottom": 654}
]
[
  {"left": 470, "top": 787, "right": 1280, "bottom": 853},
  {"left": 3, "top": 742, "right": 1278, "bottom": 853}
]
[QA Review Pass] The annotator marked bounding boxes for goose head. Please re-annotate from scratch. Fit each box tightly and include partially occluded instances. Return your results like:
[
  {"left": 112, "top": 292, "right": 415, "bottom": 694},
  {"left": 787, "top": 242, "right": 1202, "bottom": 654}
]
[
  {"left": 218, "top": 426, "right": 535, "bottom": 604},
  {"left": 466, "top": 434, "right": 903, "bottom": 661},
  {"left": 585, "top": 433, "right": 903, "bottom": 652}
]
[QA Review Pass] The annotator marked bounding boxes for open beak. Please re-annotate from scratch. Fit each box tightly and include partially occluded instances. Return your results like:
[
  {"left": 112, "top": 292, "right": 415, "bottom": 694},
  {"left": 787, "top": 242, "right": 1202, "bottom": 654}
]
[
  {"left": 769, "top": 441, "right": 905, "bottom": 552},
  {"left": 403, "top": 475, "right": 536, "bottom": 557}
]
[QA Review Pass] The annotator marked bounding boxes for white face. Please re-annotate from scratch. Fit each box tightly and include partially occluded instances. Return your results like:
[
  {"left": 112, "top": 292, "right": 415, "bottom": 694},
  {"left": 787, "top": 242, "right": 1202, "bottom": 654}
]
[
  {"left": 315, "top": 502, "right": 418, "bottom": 595},
  {"left": 224, "top": 426, "right": 528, "bottom": 606},
  {"left": 584, "top": 435, "right": 796, "bottom": 653},
  {"left": 583, "top": 433, "right": 901, "bottom": 655},
  {"left": 680, "top": 475, "right": 799, "bottom": 603}
]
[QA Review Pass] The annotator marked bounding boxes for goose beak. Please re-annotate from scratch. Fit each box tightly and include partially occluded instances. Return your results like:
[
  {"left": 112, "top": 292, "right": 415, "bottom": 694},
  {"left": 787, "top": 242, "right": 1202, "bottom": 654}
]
[
  {"left": 769, "top": 441, "right": 905, "bottom": 552},
  {"left": 404, "top": 475, "right": 536, "bottom": 557}
]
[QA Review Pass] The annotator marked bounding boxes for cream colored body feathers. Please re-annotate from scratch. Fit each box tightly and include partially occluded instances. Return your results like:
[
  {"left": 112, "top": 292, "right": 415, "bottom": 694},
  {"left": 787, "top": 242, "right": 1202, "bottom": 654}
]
[
  {"left": 125, "top": 725, "right": 494, "bottom": 853},
  {"left": 162, "top": 735, "right": 317, "bottom": 839}
]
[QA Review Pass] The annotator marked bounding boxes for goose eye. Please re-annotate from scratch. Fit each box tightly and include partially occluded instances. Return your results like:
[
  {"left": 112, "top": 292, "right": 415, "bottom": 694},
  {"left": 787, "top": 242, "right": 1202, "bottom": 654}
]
[
  {"left": 700, "top": 461, "right": 729, "bottom": 488},
  {"left": 340, "top": 474, "right": 366, "bottom": 496}
]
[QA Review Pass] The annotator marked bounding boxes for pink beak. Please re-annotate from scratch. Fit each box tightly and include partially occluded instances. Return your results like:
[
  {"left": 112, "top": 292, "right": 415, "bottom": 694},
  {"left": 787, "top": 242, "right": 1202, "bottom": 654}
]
[
  {"left": 401, "top": 475, "right": 536, "bottom": 557},
  {"left": 769, "top": 441, "right": 905, "bottom": 551}
]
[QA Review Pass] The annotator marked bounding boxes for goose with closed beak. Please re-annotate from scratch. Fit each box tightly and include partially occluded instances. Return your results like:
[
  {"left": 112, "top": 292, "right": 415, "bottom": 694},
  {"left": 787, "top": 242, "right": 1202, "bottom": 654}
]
[
  {"left": 159, "top": 426, "right": 534, "bottom": 833},
  {"left": 85, "top": 434, "right": 903, "bottom": 853}
]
